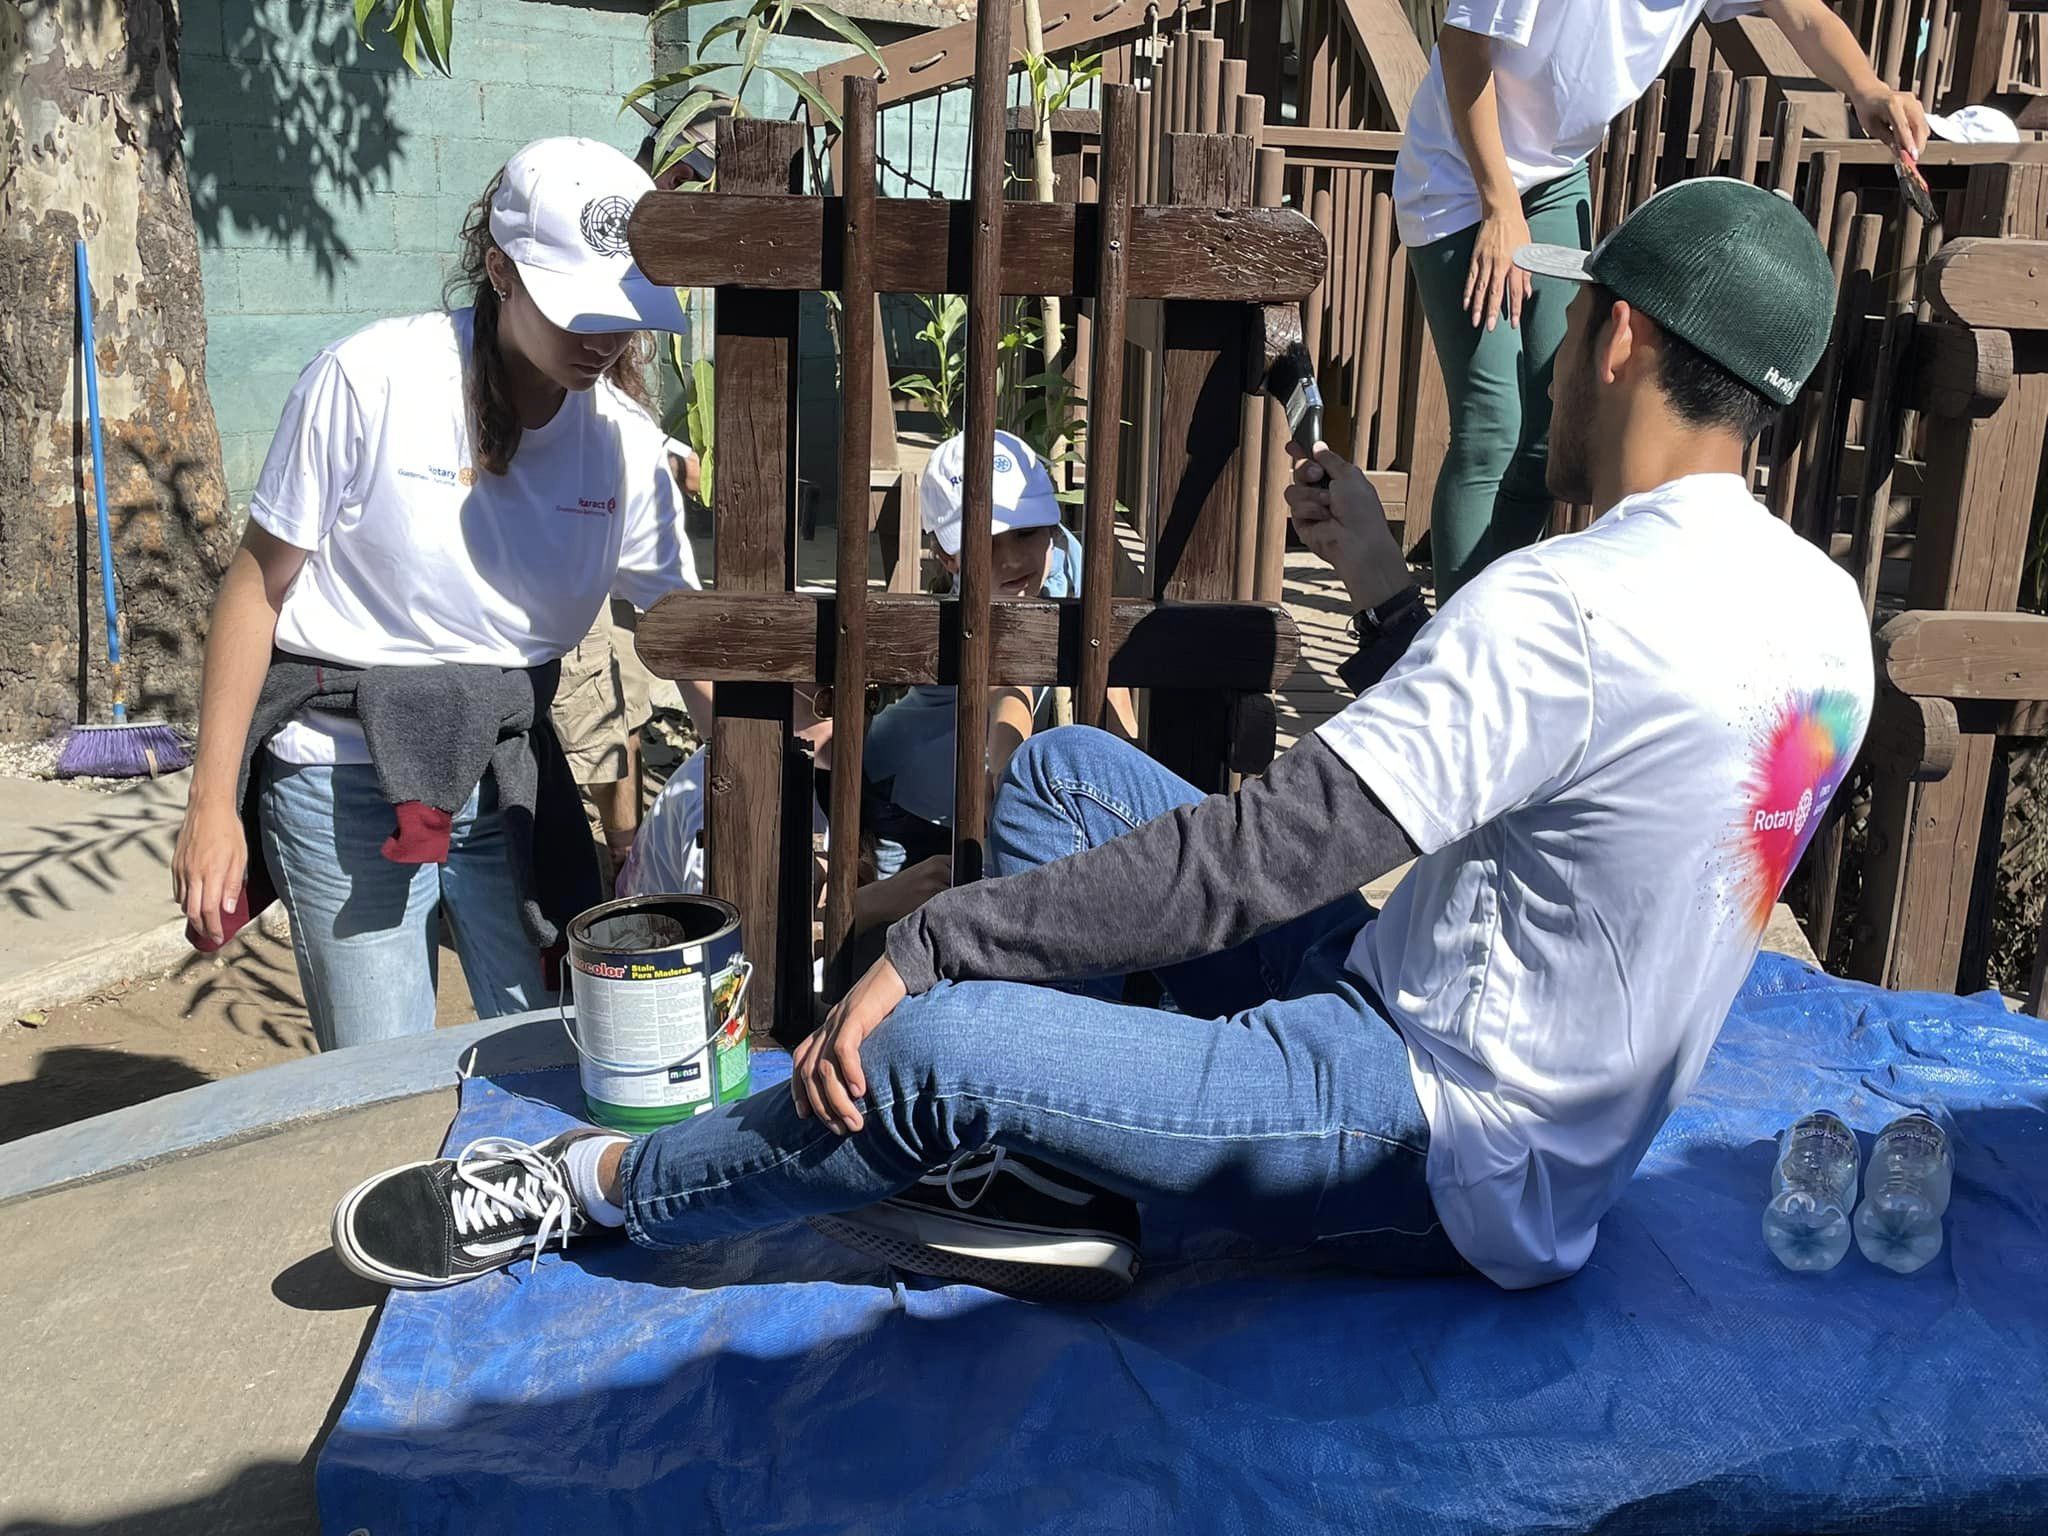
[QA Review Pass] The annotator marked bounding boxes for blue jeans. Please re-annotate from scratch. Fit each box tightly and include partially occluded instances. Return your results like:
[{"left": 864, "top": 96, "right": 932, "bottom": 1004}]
[
  {"left": 619, "top": 727, "right": 1461, "bottom": 1273},
  {"left": 258, "top": 760, "right": 553, "bottom": 1052}
]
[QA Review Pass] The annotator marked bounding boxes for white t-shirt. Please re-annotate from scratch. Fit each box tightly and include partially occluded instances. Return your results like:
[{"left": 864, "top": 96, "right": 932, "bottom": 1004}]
[
  {"left": 1318, "top": 475, "right": 1872, "bottom": 1289},
  {"left": 249, "top": 309, "right": 698, "bottom": 763},
  {"left": 1394, "top": 0, "right": 1762, "bottom": 247}
]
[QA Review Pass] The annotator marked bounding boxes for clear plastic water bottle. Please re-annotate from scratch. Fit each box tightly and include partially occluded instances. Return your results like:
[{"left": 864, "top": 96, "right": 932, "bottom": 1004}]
[
  {"left": 1854, "top": 1113, "right": 1953, "bottom": 1274},
  {"left": 1762, "top": 1111, "right": 1859, "bottom": 1272}
]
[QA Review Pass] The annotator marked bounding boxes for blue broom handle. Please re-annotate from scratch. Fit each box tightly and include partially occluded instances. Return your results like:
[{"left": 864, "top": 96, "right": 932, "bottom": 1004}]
[{"left": 76, "top": 239, "right": 125, "bottom": 723}]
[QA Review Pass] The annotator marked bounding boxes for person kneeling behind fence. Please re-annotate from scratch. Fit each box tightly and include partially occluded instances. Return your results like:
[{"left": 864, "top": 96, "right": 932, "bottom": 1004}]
[
  {"left": 330, "top": 181, "right": 1876, "bottom": 1302},
  {"left": 861, "top": 429, "right": 1138, "bottom": 875}
]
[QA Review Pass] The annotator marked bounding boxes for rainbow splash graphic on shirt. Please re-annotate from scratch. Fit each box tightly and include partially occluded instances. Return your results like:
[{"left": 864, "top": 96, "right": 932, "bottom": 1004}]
[{"left": 1733, "top": 689, "right": 1863, "bottom": 930}]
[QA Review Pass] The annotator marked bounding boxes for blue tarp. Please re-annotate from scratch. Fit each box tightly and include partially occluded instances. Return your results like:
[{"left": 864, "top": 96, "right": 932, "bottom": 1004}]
[{"left": 318, "top": 955, "right": 2048, "bottom": 1534}]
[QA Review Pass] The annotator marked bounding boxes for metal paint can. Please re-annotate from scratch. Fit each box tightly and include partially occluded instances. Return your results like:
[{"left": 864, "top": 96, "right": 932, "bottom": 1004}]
[{"left": 564, "top": 895, "right": 752, "bottom": 1132}]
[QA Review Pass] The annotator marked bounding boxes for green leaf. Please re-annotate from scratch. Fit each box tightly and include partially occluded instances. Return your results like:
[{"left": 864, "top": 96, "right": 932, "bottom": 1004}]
[
  {"left": 622, "top": 61, "right": 723, "bottom": 110},
  {"left": 793, "top": 2, "right": 885, "bottom": 69},
  {"left": 353, "top": 0, "right": 380, "bottom": 42},
  {"left": 652, "top": 88, "right": 723, "bottom": 167},
  {"left": 766, "top": 65, "right": 839, "bottom": 127},
  {"left": 740, "top": 17, "right": 771, "bottom": 83},
  {"left": 396, "top": 0, "right": 422, "bottom": 73},
  {"left": 695, "top": 13, "right": 753, "bottom": 56},
  {"left": 419, "top": 0, "right": 454, "bottom": 72}
]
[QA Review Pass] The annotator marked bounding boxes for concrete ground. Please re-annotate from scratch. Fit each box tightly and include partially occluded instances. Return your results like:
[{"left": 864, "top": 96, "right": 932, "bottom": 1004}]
[
  {"left": 0, "top": 770, "right": 193, "bottom": 1020},
  {"left": 0, "top": 1090, "right": 455, "bottom": 1535}
]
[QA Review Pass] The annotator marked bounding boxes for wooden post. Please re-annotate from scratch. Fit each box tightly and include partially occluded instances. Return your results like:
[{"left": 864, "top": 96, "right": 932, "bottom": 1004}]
[
  {"left": 1078, "top": 85, "right": 1137, "bottom": 727},
  {"left": 825, "top": 76, "right": 878, "bottom": 988},
  {"left": 1253, "top": 145, "right": 1293, "bottom": 605},
  {"left": 951, "top": 0, "right": 1013, "bottom": 886},
  {"left": 1152, "top": 131, "right": 1254, "bottom": 791},
  {"left": 1353, "top": 187, "right": 1391, "bottom": 461},
  {"left": 1303, "top": 0, "right": 1332, "bottom": 130},
  {"left": 1631, "top": 80, "right": 1665, "bottom": 211},
  {"left": 1918, "top": 0, "right": 1953, "bottom": 106},
  {"left": 1232, "top": 96, "right": 1271, "bottom": 603},
  {"left": 1731, "top": 75, "right": 1767, "bottom": 185},
  {"left": 1772, "top": 145, "right": 1837, "bottom": 524},
  {"left": 1305, "top": 178, "right": 1333, "bottom": 364},
  {"left": 1942, "top": 0, "right": 2011, "bottom": 111},
  {"left": 1401, "top": 276, "right": 1451, "bottom": 558},
  {"left": 706, "top": 117, "right": 807, "bottom": 1041},
  {"left": 1694, "top": 69, "right": 1732, "bottom": 178},
  {"left": 1376, "top": 234, "right": 1409, "bottom": 473}
]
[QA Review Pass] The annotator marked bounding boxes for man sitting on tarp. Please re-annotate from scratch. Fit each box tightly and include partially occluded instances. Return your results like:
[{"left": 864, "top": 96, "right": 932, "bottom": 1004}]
[{"left": 329, "top": 179, "right": 1875, "bottom": 1299}]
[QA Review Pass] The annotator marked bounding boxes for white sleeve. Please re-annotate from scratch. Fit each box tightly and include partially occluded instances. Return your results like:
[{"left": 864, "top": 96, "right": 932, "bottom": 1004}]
[
  {"left": 612, "top": 431, "right": 701, "bottom": 611},
  {"left": 247, "top": 350, "right": 366, "bottom": 552},
  {"left": 1440, "top": 0, "right": 1544, "bottom": 48},
  {"left": 1702, "top": 0, "right": 1766, "bottom": 22},
  {"left": 1314, "top": 556, "right": 1595, "bottom": 854}
]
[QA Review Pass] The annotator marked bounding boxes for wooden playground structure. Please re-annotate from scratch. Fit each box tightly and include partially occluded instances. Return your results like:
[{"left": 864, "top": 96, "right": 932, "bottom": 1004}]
[{"left": 631, "top": 0, "right": 2048, "bottom": 1037}]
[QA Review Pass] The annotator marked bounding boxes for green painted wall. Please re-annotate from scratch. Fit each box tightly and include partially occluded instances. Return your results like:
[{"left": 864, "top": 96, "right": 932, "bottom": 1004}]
[
  {"left": 180, "top": 0, "right": 1031, "bottom": 512},
  {"left": 183, "top": 0, "right": 658, "bottom": 505}
]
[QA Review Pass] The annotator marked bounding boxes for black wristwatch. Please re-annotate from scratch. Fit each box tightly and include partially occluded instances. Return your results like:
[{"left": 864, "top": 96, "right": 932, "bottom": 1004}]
[
  {"left": 1348, "top": 584, "right": 1427, "bottom": 642},
  {"left": 1338, "top": 584, "right": 1428, "bottom": 695}
]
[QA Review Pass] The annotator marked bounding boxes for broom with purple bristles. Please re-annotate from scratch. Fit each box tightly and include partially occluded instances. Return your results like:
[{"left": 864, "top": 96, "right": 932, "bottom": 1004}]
[{"left": 56, "top": 239, "right": 191, "bottom": 780}]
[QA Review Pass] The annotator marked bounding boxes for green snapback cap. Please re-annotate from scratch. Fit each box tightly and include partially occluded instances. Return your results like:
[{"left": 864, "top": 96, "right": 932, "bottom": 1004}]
[{"left": 1515, "top": 177, "right": 1836, "bottom": 407}]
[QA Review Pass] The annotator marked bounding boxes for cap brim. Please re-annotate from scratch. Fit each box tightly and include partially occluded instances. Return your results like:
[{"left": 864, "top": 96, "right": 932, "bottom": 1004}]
[
  {"left": 518, "top": 261, "right": 689, "bottom": 335},
  {"left": 1513, "top": 242, "right": 1595, "bottom": 283}
]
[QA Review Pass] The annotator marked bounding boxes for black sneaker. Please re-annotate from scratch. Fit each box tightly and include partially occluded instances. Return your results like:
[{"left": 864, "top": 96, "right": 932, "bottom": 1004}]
[
  {"left": 331, "top": 1130, "right": 615, "bottom": 1289},
  {"left": 809, "top": 1147, "right": 1141, "bottom": 1303}
]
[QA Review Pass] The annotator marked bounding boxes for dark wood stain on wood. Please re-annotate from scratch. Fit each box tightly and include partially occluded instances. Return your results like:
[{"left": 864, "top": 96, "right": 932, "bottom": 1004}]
[
  {"left": 639, "top": 592, "right": 1301, "bottom": 690},
  {"left": 630, "top": 197, "right": 1324, "bottom": 302}
]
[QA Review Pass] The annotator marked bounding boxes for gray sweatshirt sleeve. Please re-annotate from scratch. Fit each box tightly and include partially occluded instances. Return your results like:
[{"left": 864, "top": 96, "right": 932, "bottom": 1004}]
[{"left": 885, "top": 734, "right": 1418, "bottom": 994}]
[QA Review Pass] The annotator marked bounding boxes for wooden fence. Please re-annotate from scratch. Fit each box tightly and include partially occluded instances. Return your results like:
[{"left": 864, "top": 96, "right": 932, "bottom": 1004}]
[
  {"left": 635, "top": 16, "right": 1318, "bottom": 1039},
  {"left": 789, "top": 0, "right": 2048, "bottom": 996}
]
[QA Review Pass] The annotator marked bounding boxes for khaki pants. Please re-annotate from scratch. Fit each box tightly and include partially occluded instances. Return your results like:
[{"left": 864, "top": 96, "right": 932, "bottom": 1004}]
[{"left": 553, "top": 600, "right": 684, "bottom": 787}]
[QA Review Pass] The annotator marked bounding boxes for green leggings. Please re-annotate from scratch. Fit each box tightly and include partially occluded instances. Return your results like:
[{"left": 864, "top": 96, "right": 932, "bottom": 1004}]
[{"left": 1409, "top": 164, "right": 1592, "bottom": 599}]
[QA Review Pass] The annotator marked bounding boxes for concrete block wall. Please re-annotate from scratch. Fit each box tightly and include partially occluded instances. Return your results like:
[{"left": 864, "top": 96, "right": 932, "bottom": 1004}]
[{"left": 182, "top": 0, "right": 656, "bottom": 505}]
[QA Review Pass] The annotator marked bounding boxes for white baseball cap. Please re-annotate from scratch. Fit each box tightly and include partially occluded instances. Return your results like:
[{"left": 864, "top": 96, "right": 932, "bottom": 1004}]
[
  {"left": 1927, "top": 105, "right": 2020, "bottom": 144},
  {"left": 490, "top": 137, "right": 688, "bottom": 336},
  {"left": 919, "top": 431, "right": 1061, "bottom": 556}
]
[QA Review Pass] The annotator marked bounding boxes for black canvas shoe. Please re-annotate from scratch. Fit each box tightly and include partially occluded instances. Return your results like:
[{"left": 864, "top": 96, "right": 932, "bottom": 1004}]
[
  {"left": 809, "top": 1147, "right": 1141, "bottom": 1303},
  {"left": 331, "top": 1130, "right": 616, "bottom": 1289}
]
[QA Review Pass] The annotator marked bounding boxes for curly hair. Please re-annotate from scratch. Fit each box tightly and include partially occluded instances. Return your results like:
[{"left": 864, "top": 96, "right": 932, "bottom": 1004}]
[{"left": 447, "top": 172, "right": 656, "bottom": 476}]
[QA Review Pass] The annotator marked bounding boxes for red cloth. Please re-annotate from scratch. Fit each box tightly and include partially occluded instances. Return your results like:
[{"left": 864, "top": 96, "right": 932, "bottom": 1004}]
[{"left": 381, "top": 801, "right": 454, "bottom": 865}]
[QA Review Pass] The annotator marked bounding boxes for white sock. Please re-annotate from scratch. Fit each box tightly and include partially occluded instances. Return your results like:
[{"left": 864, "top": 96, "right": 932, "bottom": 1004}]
[{"left": 563, "top": 1133, "right": 630, "bottom": 1228}]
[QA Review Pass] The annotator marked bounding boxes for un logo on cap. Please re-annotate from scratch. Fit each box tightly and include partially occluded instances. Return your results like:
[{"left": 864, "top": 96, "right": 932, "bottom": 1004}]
[
  {"left": 579, "top": 195, "right": 634, "bottom": 257},
  {"left": 994, "top": 452, "right": 1014, "bottom": 473}
]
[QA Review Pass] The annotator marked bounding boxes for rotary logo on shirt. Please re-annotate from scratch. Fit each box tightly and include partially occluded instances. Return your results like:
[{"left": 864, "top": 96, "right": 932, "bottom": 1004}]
[{"left": 1728, "top": 689, "right": 1864, "bottom": 931}]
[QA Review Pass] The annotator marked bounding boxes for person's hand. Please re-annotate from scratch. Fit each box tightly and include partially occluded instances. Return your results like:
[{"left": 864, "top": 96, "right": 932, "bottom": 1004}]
[
  {"left": 1855, "top": 86, "right": 1931, "bottom": 158},
  {"left": 172, "top": 791, "right": 246, "bottom": 946},
  {"left": 1465, "top": 206, "right": 1533, "bottom": 331},
  {"left": 791, "top": 954, "right": 907, "bottom": 1134},
  {"left": 852, "top": 853, "right": 951, "bottom": 933},
  {"left": 1283, "top": 442, "right": 1412, "bottom": 613}
]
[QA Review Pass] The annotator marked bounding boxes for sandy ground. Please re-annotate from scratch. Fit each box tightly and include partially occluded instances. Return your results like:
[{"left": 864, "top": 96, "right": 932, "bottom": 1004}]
[{"left": 0, "top": 925, "right": 476, "bottom": 1146}]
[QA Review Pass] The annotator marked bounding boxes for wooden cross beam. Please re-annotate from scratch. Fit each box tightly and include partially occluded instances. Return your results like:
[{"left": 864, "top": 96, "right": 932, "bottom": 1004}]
[
  {"left": 637, "top": 593, "right": 1300, "bottom": 690},
  {"left": 628, "top": 196, "right": 1324, "bottom": 302}
]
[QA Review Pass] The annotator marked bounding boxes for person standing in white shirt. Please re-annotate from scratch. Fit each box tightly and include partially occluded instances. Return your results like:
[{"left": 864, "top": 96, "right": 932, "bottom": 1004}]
[
  {"left": 1400, "top": 0, "right": 1927, "bottom": 600},
  {"left": 170, "top": 138, "right": 710, "bottom": 1051},
  {"left": 330, "top": 180, "right": 1873, "bottom": 1302}
]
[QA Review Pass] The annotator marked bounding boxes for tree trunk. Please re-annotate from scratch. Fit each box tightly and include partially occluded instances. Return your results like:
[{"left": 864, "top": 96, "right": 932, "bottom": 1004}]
[
  {"left": 1022, "top": 0, "right": 1064, "bottom": 373},
  {"left": 0, "top": 1, "right": 232, "bottom": 739}
]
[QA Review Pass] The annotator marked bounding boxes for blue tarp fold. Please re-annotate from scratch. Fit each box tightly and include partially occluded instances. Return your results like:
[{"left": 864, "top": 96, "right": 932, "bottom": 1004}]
[{"left": 319, "top": 955, "right": 2048, "bottom": 1534}]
